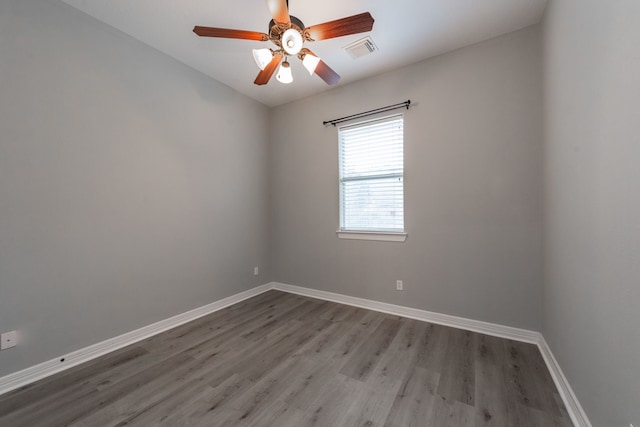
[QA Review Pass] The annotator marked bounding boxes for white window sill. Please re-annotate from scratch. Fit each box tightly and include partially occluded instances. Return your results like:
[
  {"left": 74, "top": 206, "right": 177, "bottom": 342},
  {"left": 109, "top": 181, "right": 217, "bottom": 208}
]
[{"left": 336, "top": 230, "right": 407, "bottom": 242}]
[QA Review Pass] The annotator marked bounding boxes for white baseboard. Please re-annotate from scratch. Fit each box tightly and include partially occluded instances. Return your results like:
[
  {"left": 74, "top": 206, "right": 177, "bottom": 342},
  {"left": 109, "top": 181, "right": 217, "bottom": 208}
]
[
  {"left": 0, "top": 281, "right": 591, "bottom": 427},
  {"left": 270, "top": 281, "right": 591, "bottom": 427},
  {"left": 537, "top": 336, "right": 592, "bottom": 427},
  {"left": 0, "top": 283, "right": 272, "bottom": 396}
]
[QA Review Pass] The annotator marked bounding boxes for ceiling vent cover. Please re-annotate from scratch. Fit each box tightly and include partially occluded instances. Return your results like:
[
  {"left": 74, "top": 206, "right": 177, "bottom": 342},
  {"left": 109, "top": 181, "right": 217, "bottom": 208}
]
[{"left": 343, "top": 36, "right": 378, "bottom": 59}]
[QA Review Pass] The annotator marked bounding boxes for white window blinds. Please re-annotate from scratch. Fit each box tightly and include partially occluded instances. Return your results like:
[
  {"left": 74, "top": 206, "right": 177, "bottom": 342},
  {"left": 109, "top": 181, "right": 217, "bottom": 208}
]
[{"left": 339, "top": 114, "right": 404, "bottom": 232}]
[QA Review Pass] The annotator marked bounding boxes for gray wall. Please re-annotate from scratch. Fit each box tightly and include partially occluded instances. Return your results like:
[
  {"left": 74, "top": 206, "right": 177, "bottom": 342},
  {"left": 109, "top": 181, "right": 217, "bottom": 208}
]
[
  {"left": 7, "top": 3, "right": 636, "bottom": 423},
  {"left": 542, "top": 0, "right": 640, "bottom": 425},
  {"left": 0, "top": 0, "right": 270, "bottom": 376},
  {"left": 270, "top": 26, "right": 543, "bottom": 330}
]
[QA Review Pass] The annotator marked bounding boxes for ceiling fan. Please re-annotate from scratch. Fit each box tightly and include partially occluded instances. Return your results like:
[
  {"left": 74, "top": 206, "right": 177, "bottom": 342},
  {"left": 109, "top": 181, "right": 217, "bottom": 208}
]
[{"left": 193, "top": 0, "right": 374, "bottom": 86}]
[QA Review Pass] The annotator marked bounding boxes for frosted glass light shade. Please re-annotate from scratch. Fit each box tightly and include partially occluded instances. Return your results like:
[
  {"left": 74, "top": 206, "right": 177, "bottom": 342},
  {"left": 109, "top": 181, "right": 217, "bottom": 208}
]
[
  {"left": 302, "top": 53, "right": 321, "bottom": 75},
  {"left": 252, "top": 48, "right": 273, "bottom": 70},
  {"left": 282, "top": 29, "right": 303, "bottom": 55},
  {"left": 276, "top": 60, "right": 293, "bottom": 84}
]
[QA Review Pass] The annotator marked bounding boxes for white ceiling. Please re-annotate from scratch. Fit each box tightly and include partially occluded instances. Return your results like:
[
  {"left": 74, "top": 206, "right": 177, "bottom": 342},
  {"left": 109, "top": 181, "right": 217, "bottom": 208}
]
[{"left": 62, "top": 0, "right": 547, "bottom": 107}]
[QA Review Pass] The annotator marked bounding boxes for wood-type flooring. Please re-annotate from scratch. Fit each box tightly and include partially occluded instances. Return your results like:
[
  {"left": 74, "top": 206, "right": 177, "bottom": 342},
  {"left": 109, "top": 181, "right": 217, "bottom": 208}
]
[{"left": 0, "top": 290, "right": 573, "bottom": 426}]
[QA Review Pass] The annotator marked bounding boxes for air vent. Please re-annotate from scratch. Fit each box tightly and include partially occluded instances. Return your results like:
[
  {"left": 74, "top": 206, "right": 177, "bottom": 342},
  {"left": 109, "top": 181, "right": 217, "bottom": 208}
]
[{"left": 343, "top": 36, "right": 378, "bottom": 59}]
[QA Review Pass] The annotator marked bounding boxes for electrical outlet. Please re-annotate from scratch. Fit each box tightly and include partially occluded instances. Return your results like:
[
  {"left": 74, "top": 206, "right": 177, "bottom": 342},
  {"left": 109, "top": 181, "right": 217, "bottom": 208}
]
[
  {"left": 1, "top": 331, "right": 17, "bottom": 350},
  {"left": 253, "top": 266, "right": 259, "bottom": 276},
  {"left": 396, "top": 280, "right": 403, "bottom": 291}
]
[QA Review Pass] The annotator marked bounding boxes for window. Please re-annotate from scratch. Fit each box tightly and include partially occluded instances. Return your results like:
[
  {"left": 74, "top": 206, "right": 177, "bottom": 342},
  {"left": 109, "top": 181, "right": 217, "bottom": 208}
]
[{"left": 338, "top": 114, "right": 406, "bottom": 242}]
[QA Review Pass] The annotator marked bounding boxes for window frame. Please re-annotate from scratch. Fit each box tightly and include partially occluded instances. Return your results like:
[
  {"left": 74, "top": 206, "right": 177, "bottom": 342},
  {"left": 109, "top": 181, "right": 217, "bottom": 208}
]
[{"left": 336, "top": 114, "right": 407, "bottom": 242}]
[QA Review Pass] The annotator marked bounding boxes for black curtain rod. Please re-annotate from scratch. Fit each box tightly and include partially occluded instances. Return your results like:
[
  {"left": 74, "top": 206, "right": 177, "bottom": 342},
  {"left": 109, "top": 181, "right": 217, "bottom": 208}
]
[{"left": 323, "top": 100, "right": 411, "bottom": 127}]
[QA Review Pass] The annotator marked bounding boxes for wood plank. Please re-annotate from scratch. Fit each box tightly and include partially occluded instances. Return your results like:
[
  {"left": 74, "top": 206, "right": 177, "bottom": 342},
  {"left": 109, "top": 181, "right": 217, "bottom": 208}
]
[
  {"left": 436, "top": 328, "right": 476, "bottom": 405},
  {"left": 325, "top": 309, "right": 387, "bottom": 361},
  {"left": 3, "top": 351, "right": 194, "bottom": 426},
  {"left": 339, "top": 316, "right": 402, "bottom": 381},
  {"left": 474, "top": 334, "right": 511, "bottom": 427},
  {"left": 299, "top": 373, "right": 362, "bottom": 426},
  {"left": 0, "top": 345, "right": 148, "bottom": 413},
  {"left": 384, "top": 366, "right": 440, "bottom": 427},
  {"left": 247, "top": 399, "right": 306, "bottom": 427},
  {"left": 414, "top": 322, "right": 449, "bottom": 371},
  {"left": 341, "top": 319, "right": 418, "bottom": 425},
  {"left": 504, "top": 339, "right": 563, "bottom": 417},
  {"left": 429, "top": 397, "right": 476, "bottom": 427}
]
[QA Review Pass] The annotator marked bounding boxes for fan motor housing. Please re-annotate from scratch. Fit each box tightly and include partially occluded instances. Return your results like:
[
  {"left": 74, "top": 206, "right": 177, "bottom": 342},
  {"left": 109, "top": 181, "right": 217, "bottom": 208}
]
[{"left": 268, "top": 15, "right": 305, "bottom": 47}]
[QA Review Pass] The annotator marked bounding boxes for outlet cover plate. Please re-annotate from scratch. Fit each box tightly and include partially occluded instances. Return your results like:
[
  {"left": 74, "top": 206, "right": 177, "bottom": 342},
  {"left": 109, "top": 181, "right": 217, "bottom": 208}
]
[{"left": 1, "top": 331, "right": 17, "bottom": 350}]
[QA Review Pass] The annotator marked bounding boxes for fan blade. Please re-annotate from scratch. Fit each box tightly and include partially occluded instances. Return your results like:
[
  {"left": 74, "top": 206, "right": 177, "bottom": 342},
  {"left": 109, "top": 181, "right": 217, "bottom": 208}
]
[
  {"left": 266, "top": 0, "right": 290, "bottom": 26},
  {"left": 254, "top": 53, "right": 282, "bottom": 85},
  {"left": 315, "top": 61, "right": 340, "bottom": 85},
  {"left": 193, "top": 26, "right": 269, "bottom": 41},
  {"left": 305, "top": 12, "right": 374, "bottom": 41},
  {"left": 301, "top": 49, "right": 340, "bottom": 85}
]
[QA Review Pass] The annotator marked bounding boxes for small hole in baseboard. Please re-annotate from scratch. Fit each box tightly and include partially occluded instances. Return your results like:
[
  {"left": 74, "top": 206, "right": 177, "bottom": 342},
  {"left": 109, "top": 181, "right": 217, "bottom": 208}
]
[{"left": 60, "top": 358, "right": 65, "bottom": 362}]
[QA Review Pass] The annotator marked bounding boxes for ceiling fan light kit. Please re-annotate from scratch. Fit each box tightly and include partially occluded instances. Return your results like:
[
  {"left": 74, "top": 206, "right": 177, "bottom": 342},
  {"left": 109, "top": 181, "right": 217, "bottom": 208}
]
[
  {"left": 193, "top": 0, "right": 374, "bottom": 86},
  {"left": 301, "top": 52, "right": 321, "bottom": 75},
  {"left": 252, "top": 48, "right": 274, "bottom": 70},
  {"left": 281, "top": 28, "right": 303, "bottom": 55},
  {"left": 276, "top": 60, "right": 293, "bottom": 84}
]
